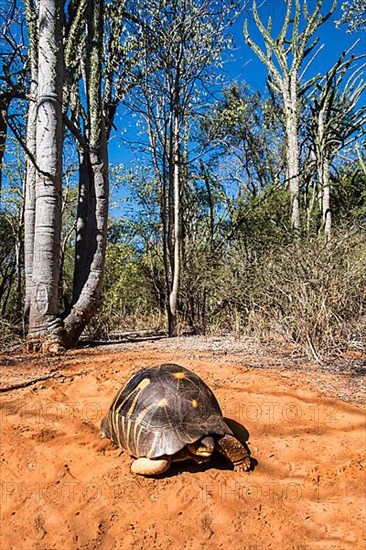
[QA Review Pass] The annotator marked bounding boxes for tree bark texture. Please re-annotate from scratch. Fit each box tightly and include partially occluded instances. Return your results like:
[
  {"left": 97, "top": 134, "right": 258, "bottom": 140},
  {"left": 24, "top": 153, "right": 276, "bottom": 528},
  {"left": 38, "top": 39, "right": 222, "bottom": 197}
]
[
  {"left": 28, "top": 0, "right": 64, "bottom": 340},
  {"left": 63, "top": 0, "right": 109, "bottom": 346},
  {"left": 24, "top": 0, "right": 38, "bottom": 323},
  {"left": 63, "top": 141, "right": 109, "bottom": 346},
  {"left": 24, "top": 90, "right": 37, "bottom": 321}
]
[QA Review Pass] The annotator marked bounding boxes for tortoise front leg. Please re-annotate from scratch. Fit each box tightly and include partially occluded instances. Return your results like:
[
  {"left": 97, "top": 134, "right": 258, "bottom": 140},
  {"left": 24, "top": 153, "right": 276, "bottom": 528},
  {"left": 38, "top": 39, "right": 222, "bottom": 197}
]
[
  {"left": 131, "top": 457, "right": 171, "bottom": 476},
  {"left": 215, "top": 435, "right": 251, "bottom": 472}
]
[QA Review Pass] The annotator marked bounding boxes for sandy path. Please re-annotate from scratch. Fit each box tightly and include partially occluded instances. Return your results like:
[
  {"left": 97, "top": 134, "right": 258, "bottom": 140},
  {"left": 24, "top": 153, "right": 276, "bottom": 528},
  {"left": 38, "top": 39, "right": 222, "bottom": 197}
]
[{"left": 0, "top": 340, "right": 365, "bottom": 550}]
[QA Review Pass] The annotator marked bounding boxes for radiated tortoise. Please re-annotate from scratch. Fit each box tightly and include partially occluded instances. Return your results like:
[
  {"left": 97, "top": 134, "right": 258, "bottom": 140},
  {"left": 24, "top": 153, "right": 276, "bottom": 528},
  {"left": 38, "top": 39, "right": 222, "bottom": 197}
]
[{"left": 100, "top": 363, "right": 251, "bottom": 476}]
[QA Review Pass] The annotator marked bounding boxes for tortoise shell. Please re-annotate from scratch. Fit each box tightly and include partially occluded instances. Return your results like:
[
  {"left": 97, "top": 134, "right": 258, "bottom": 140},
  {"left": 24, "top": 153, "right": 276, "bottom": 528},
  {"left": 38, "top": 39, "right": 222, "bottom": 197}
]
[{"left": 101, "top": 363, "right": 232, "bottom": 459}]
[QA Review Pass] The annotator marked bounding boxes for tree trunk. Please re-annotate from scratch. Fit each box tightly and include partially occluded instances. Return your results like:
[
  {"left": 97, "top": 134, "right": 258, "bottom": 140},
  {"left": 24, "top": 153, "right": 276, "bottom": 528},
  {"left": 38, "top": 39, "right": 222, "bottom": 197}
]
[
  {"left": 24, "top": 0, "right": 38, "bottom": 324},
  {"left": 287, "top": 124, "right": 301, "bottom": 231},
  {"left": 27, "top": 0, "right": 64, "bottom": 347},
  {"left": 168, "top": 117, "right": 180, "bottom": 337},
  {"left": 161, "top": 174, "right": 173, "bottom": 333},
  {"left": 63, "top": 142, "right": 109, "bottom": 345},
  {"left": 63, "top": 0, "right": 109, "bottom": 346},
  {"left": 316, "top": 109, "right": 332, "bottom": 240},
  {"left": 24, "top": 91, "right": 37, "bottom": 323},
  {"left": 285, "top": 83, "right": 300, "bottom": 231},
  {"left": 201, "top": 161, "right": 215, "bottom": 245},
  {"left": 72, "top": 148, "right": 90, "bottom": 302},
  {"left": 0, "top": 101, "right": 9, "bottom": 198},
  {"left": 322, "top": 157, "right": 332, "bottom": 239},
  {"left": 15, "top": 212, "right": 24, "bottom": 321}
]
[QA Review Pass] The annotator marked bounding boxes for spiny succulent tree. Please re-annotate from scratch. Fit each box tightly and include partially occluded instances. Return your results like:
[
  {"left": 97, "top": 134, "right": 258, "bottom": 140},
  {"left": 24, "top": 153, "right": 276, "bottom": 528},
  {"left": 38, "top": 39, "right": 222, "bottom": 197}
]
[
  {"left": 244, "top": 0, "right": 336, "bottom": 231},
  {"left": 307, "top": 44, "right": 366, "bottom": 239}
]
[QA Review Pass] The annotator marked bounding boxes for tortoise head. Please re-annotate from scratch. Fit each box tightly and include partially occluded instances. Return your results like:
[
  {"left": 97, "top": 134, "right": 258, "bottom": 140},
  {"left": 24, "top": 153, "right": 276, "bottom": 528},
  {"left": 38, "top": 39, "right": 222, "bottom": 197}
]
[
  {"left": 100, "top": 415, "right": 111, "bottom": 439},
  {"left": 186, "top": 436, "right": 215, "bottom": 459}
]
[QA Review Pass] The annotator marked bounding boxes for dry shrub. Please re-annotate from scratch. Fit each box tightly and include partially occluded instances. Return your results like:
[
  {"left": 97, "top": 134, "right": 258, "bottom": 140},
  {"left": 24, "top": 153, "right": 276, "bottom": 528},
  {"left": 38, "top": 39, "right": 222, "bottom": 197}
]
[
  {"left": 0, "top": 319, "right": 23, "bottom": 350},
  {"left": 218, "top": 230, "right": 366, "bottom": 357}
]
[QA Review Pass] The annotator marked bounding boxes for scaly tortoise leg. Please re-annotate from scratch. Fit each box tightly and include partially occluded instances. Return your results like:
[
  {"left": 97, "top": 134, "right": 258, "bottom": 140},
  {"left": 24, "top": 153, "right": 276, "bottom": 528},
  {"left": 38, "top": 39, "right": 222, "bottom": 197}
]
[
  {"left": 215, "top": 434, "right": 251, "bottom": 472},
  {"left": 131, "top": 456, "right": 172, "bottom": 476}
]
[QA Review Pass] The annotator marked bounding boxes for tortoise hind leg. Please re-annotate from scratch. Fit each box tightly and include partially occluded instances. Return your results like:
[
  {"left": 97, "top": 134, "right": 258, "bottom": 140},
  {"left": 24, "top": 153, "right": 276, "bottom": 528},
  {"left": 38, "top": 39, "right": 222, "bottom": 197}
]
[
  {"left": 131, "top": 457, "right": 171, "bottom": 476},
  {"left": 215, "top": 435, "right": 251, "bottom": 472}
]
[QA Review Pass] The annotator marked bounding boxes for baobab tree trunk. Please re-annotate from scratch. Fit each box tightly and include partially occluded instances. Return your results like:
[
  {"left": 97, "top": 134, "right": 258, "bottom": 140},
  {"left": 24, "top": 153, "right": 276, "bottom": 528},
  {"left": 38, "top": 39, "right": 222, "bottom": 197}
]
[
  {"left": 27, "top": 0, "right": 64, "bottom": 348},
  {"left": 63, "top": 0, "right": 109, "bottom": 346},
  {"left": 24, "top": 90, "right": 37, "bottom": 323},
  {"left": 63, "top": 141, "right": 109, "bottom": 346},
  {"left": 23, "top": 0, "right": 38, "bottom": 324}
]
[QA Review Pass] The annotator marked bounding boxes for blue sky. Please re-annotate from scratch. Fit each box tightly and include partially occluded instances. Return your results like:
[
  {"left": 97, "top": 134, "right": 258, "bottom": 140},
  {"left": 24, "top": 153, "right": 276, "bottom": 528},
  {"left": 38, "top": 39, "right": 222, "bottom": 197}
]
[
  {"left": 109, "top": 0, "right": 366, "bottom": 174},
  {"left": 1, "top": 0, "right": 365, "bottom": 214},
  {"left": 227, "top": 0, "right": 366, "bottom": 86}
]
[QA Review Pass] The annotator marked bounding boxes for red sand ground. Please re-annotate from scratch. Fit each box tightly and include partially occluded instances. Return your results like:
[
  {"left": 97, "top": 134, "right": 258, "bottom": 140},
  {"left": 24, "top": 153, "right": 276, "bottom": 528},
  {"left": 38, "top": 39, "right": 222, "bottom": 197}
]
[{"left": 0, "top": 336, "right": 365, "bottom": 550}]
